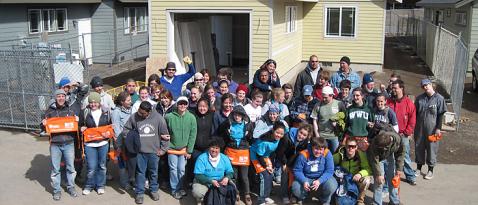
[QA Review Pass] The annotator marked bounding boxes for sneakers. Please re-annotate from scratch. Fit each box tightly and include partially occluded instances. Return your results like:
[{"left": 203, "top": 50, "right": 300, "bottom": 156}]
[
  {"left": 82, "top": 188, "right": 91, "bottom": 195},
  {"left": 52, "top": 192, "right": 61, "bottom": 201},
  {"left": 414, "top": 169, "right": 421, "bottom": 177},
  {"left": 172, "top": 191, "right": 183, "bottom": 199},
  {"left": 282, "top": 197, "right": 290, "bottom": 204},
  {"left": 424, "top": 171, "right": 434, "bottom": 180},
  {"left": 382, "top": 192, "right": 389, "bottom": 200},
  {"left": 407, "top": 179, "right": 417, "bottom": 186},
  {"left": 150, "top": 191, "right": 160, "bottom": 201},
  {"left": 67, "top": 188, "right": 78, "bottom": 197},
  {"left": 265, "top": 197, "right": 275, "bottom": 204},
  {"left": 244, "top": 194, "right": 253, "bottom": 205},
  {"left": 135, "top": 194, "right": 144, "bottom": 204},
  {"left": 97, "top": 188, "right": 105, "bottom": 195},
  {"left": 179, "top": 189, "right": 187, "bottom": 196}
]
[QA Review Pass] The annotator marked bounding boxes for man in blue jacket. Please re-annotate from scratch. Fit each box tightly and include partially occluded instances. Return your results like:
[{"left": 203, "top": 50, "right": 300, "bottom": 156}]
[
  {"left": 292, "top": 137, "right": 337, "bottom": 205},
  {"left": 160, "top": 56, "right": 196, "bottom": 100}
]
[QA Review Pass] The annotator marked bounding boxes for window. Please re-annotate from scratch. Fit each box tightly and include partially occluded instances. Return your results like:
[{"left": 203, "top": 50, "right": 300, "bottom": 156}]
[
  {"left": 124, "top": 7, "right": 148, "bottom": 34},
  {"left": 28, "top": 8, "right": 67, "bottom": 34},
  {"left": 456, "top": 11, "right": 467, "bottom": 26},
  {"left": 285, "top": 6, "right": 297, "bottom": 33},
  {"left": 325, "top": 6, "right": 356, "bottom": 38}
]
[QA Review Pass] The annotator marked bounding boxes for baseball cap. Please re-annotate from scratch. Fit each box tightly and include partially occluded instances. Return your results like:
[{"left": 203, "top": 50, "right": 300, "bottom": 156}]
[
  {"left": 58, "top": 77, "right": 71, "bottom": 88},
  {"left": 421, "top": 79, "right": 432, "bottom": 86},
  {"left": 176, "top": 96, "right": 189, "bottom": 105},
  {"left": 363, "top": 73, "right": 374, "bottom": 84},
  {"left": 322, "top": 86, "right": 334, "bottom": 95},
  {"left": 303, "top": 85, "right": 313, "bottom": 96}
]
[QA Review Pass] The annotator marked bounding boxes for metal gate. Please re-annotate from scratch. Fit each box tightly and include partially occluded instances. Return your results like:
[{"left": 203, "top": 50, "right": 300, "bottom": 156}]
[{"left": 0, "top": 49, "right": 57, "bottom": 130}]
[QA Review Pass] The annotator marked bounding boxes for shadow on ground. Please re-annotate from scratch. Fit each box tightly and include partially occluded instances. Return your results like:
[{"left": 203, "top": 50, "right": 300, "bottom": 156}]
[{"left": 25, "top": 154, "right": 52, "bottom": 193}]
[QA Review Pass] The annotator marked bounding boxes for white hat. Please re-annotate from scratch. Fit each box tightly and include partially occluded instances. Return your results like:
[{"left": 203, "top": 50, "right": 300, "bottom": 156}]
[
  {"left": 322, "top": 86, "right": 334, "bottom": 95},
  {"left": 194, "top": 72, "right": 204, "bottom": 80},
  {"left": 176, "top": 96, "right": 189, "bottom": 105}
]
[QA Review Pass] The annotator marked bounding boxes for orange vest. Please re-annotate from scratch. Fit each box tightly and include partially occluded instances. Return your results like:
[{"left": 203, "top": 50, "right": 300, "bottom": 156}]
[
  {"left": 83, "top": 125, "right": 114, "bottom": 143},
  {"left": 45, "top": 116, "right": 78, "bottom": 134},
  {"left": 167, "top": 147, "right": 187, "bottom": 155},
  {"left": 299, "top": 148, "right": 329, "bottom": 159},
  {"left": 224, "top": 147, "right": 250, "bottom": 166},
  {"left": 252, "top": 157, "right": 272, "bottom": 174}
]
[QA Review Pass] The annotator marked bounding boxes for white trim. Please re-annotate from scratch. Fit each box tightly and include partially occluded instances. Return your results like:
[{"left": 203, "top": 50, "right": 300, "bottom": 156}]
[
  {"left": 166, "top": 9, "right": 253, "bottom": 82},
  {"left": 28, "top": 8, "right": 68, "bottom": 34},
  {"left": 148, "top": 0, "right": 152, "bottom": 57},
  {"left": 124, "top": 7, "right": 148, "bottom": 34},
  {"left": 323, "top": 5, "right": 358, "bottom": 39},
  {"left": 381, "top": 0, "right": 386, "bottom": 67},
  {"left": 268, "top": 0, "right": 273, "bottom": 59},
  {"left": 285, "top": 6, "right": 298, "bottom": 33}
]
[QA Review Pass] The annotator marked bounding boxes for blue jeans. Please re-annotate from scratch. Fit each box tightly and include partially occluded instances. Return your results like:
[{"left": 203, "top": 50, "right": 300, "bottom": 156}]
[
  {"left": 136, "top": 153, "right": 159, "bottom": 195},
  {"left": 291, "top": 177, "right": 338, "bottom": 205},
  {"left": 402, "top": 136, "right": 416, "bottom": 182},
  {"left": 373, "top": 155, "right": 400, "bottom": 205},
  {"left": 258, "top": 170, "right": 273, "bottom": 204},
  {"left": 168, "top": 154, "right": 187, "bottom": 193},
  {"left": 326, "top": 138, "right": 340, "bottom": 153},
  {"left": 50, "top": 143, "right": 76, "bottom": 194},
  {"left": 84, "top": 144, "right": 108, "bottom": 190}
]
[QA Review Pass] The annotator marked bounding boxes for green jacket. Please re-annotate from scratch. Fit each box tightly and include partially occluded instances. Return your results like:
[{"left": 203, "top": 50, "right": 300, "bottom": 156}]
[
  {"left": 333, "top": 146, "right": 372, "bottom": 177},
  {"left": 165, "top": 110, "right": 197, "bottom": 154}
]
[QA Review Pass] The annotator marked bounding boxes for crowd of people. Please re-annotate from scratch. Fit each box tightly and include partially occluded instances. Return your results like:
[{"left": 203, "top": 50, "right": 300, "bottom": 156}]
[{"left": 42, "top": 55, "right": 447, "bottom": 205}]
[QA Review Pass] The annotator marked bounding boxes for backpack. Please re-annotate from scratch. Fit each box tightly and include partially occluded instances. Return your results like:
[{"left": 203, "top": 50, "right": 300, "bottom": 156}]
[{"left": 334, "top": 167, "right": 359, "bottom": 205}]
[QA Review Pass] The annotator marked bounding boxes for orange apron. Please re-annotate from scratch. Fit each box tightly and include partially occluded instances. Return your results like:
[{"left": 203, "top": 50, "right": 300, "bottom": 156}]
[
  {"left": 83, "top": 125, "right": 114, "bottom": 143},
  {"left": 224, "top": 147, "right": 250, "bottom": 166},
  {"left": 167, "top": 147, "right": 187, "bottom": 155},
  {"left": 252, "top": 157, "right": 272, "bottom": 174},
  {"left": 45, "top": 116, "right": 78, "bottom": 134}
]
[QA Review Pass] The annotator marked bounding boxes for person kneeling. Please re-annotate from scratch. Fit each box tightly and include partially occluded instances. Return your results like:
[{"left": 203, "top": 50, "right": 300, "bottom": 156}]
[
  {"left": 192, "top": 140, "right": 237, "bottom": 205},
  {"left": 292, "top": 138, "right": 337, "bottom": 205}
]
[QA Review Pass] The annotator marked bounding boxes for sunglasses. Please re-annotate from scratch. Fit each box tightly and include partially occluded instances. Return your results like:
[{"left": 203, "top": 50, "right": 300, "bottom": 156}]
[
  {"left": 195, "top": 78, "right": 204, "bottom": 81},
  {"left": 347, "top": 145, "right": 357, "bottom": 149},
  {"left": 167, "top": 69, "right": 176, "bottom": 71},
  {"left": 311, "top": 61, "right": 319, "bottom": 63}
]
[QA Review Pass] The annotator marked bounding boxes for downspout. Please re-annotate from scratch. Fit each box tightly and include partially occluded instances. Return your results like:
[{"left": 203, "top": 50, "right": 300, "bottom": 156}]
[{"left": 269, "top": 0, "right": 273, "bottom": 59}]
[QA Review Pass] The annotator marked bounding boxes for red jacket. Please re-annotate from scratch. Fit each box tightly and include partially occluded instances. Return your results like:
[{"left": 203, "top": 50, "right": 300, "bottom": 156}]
[
  {"left": 312, "top": 83, "right": 338, "bottom": 101},
  {"left": 386, "top": 96, "right": 416, "bottom": 136}
]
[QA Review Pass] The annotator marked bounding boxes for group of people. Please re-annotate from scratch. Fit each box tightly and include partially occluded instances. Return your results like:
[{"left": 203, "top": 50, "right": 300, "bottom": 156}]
[{"left": 43, "top": 55, "right": 446, "bottom": 205}]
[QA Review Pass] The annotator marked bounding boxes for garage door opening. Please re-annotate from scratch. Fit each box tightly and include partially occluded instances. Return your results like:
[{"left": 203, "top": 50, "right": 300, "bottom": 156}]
[{"left": 169, "top": 12, "right": 250, "bottom": 83}]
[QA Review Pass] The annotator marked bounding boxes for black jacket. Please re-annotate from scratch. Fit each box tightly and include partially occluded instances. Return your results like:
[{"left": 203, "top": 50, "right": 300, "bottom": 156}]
[
  {"left": 275, "top": 133, "right": 310, "bottom": 167},
  {"left": 293, "top": 65, "right": 322, "bottom": 98},
  {"left": 194, "top": 111, "right": 215, "bottom": 152}
]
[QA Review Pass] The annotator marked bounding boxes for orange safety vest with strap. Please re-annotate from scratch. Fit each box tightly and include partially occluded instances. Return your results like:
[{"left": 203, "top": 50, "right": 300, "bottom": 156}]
[
  {"left": 83, "top": 124, "right": 115, "bottom": 143},
  {"left": 252, "top": 157, "right": 272, "bottom": 174},
  {"left": 224, "top": 147, "right": 250, "bottom": 166},
  {"left": 299, "top": 148, "right": 330, "bottom": 159}
]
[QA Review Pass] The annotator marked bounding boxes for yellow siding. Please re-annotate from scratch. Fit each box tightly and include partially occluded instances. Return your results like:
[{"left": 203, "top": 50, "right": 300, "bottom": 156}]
[
  {"left": 302, "top": 0, "right": 385, "bottom": 65},
  {"left": 271, "top": 0, "right": 304, "bottom": 77},
  {"left": 150, "top": 0, "right": 271, "bottom": 75}
]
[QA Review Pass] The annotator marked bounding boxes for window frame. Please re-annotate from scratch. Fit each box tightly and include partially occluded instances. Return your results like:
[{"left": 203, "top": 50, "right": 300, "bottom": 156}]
[
  {"left": 285, "top": 5, "right": 298, "bottom": 34},
  {"left": 324, "top": 5, "right": 358, "bottom": 38},
  {"left": 455, "top": 11, "right": 467, "bottom": 26},
  {"left": 124, "top": 7, "right": 148, "bottom": 34},
  {"left": 28, "top": 8, "right": 68, "bottom": 34}
]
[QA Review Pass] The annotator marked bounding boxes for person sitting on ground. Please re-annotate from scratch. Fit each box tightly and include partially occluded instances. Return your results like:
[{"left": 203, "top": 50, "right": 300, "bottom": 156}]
[
  {"left": 368, "top": 129, "right": 405, "bottom": 205},
  {"left": 155, "top": 90, "right": 175, "bottom": 117},
  {"left": 243, "top": 91, "right": 264, "bottom": 123},
  {"left": 253, "top": 59, "right": 281, "bottom": 93},
  {"left": 262, "top": 88, "right": 290, "bottom": 120},
  {"left": 290, "top": 85, "right": 319, "bottom": 126},
  {"left": 192, "top": 140, "right": 236, "bottom": 205},
  {"left": 274, "top": 124, "right": 312, "bottom": 204},
  {"left": 250, "top": 122, "right": 287, "bottom": 205},
  {"left": 217, "top": 105, "right": 254, "bottom": 205},
  {"left": 233, "top": 84, "right": 251, "bottom": 107},
  {"left": 131, "top": 86, "right": 157, "bottom": 114},
  {"left": 160, "top": 56, "right": 196, "bottom": 100},
  {"left": 125, "top": 78, "right": 140, "bottom": 104},
  {"left": 311, "top": 86, "right": 346, "bottom": 152},
  {"left": 291, "top": 137, "right": 337, "bottom": 205},
  {"left": 330, "top": 56, "right": 361, "bottom": 90},
  {"left": 312, "top": 71, "right": 338, "bottom": 101},
  {"left": 333, "top": 137, "right": 373, "bottom": 205}
]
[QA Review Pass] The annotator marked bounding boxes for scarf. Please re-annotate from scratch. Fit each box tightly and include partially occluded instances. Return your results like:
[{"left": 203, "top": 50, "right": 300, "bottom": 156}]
[{"left": 209, "top": 153, "right": 221, "bottom": 168}]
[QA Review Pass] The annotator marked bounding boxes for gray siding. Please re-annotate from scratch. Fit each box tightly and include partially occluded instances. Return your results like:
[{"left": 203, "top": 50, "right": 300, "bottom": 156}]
[
  {"left": 114, "top": 2, "right": 149, "bottom": 63},
  {"left": 469, "top": 5, "right": 478, "bottom": 72},
  {"left": 91, "top": 0, "right": 116, "bottom": 63},
  {"left": 0, "top": 4, "right": 93, "bottom": 52}
]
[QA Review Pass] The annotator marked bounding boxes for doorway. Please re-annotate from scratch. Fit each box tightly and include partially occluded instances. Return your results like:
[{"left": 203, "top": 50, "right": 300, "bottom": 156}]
[
  {"left": 168, "top": 12, "right": 250, "bottom": 83},
  {"left": 77, "top": 18, "right": 93, "bottom": 65}
]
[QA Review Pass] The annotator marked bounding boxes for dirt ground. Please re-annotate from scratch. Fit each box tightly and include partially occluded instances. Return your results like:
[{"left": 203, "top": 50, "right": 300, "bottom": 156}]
[{"left": 381, "top": 39, "right": 478, "bottom": 165}]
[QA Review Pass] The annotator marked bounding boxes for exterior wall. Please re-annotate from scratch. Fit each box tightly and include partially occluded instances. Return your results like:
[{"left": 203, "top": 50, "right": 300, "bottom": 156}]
[
  {"left": 150, "top": 0, "right": 271, "bottom": 82},
  {"left": 0, "top": 4, "right": 92, "bottom": 51},
  {"left": 91, "top": 0, "right": 116, "bottom": 63},
  {"left": 302, "top": 0, "right": 386, "bottom": 71},
  {"left": 115, "top": 2, "right": 149, "bottom": 63},
  {"left": 271, "top": 0, "right": 304, "bottom": 77},
  {"left": 468, "top": 5, "right": 478, "bottom": 73}
]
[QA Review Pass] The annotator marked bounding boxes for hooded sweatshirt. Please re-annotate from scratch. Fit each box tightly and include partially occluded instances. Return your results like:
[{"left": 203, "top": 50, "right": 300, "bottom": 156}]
[
  {"left": 194, "top": 110, "right": 214, "bottom": 152},
  {"left": 293, "top": 147, "right": 334, "bottom": 184},
  {"left": 367, "top": 131, "right": 405, "bottom": 176},
  {"left": 346, "top": 100, "right": 374, "bottom": 137},
  {"left": 250, "top": 131, "right": 280, "bottom": 167},
  {"left": 333, "top": 146, "right": 372, "bottom": 177},
  {"left": 122, "top": 110, "right": 169, "bottom": 154},
  {"left": 217, "top": 105, "right": 253, "bottom": 149},
  {"left": 165, "top": 109, "right": 197, "bottom": 154}
]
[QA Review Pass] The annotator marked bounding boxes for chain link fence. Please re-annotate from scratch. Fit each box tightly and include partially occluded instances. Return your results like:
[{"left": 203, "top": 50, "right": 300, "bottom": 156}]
[{"left": 386, "top": 10, "right": 469, "bottom": 129}]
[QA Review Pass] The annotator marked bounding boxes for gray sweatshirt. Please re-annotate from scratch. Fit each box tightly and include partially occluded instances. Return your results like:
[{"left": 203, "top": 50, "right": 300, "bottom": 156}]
[{"left": 122, "top": 110, "right": 169, "bottom": 154}]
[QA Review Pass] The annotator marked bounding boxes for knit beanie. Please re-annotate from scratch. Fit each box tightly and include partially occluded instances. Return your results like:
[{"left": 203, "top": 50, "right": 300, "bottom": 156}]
[
  {"left": 340, "top": 56, "right": 351, "bottom": 65},
  {"left": 88, "top": 92, "right": 101, "bottom": 103}
]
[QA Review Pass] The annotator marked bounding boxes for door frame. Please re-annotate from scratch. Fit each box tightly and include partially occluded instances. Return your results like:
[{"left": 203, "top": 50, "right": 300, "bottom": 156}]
[
  {"left": 166, "top": 9, "right": 252, "bottom": 81},
  {"left": 77, "top": 18, "right": 93, "bottom": 65}
]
